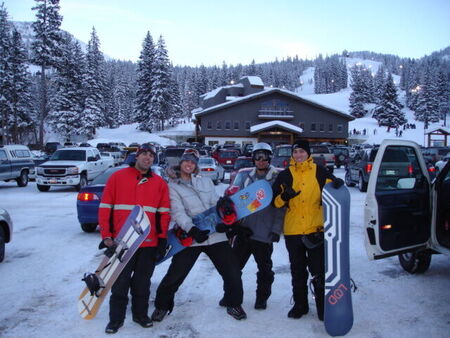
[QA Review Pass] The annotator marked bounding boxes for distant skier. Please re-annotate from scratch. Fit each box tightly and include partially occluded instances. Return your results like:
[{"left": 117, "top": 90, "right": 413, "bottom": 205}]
[
  {"left": 151, "top": 149, "right": 247, "bottom": 322},
  {"left": 272, "top": 139, "right": 343, "bottom": 321},
  {"left": 98, "top": 144, "right": 171, "bottom": 334},
  {"left": 219, "top": 142, "right": 284, "bottom": 310}
]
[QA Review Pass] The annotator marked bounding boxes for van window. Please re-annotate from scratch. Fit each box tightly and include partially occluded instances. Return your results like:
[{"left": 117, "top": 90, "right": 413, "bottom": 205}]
[{"left": 0, "top": 150, "right": 7, "bottom": 161}]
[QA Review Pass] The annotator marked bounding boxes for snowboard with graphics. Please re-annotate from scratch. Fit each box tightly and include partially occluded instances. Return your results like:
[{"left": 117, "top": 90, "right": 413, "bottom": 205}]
[
  {"left": 157, "top": 179, "right": 272, "bottom": 265},
  {"left": 322, "top": 183, "right": 353, "bottom": 336},
  {"left": 78, "top": 205, "right": 151, "bottom": 320}
]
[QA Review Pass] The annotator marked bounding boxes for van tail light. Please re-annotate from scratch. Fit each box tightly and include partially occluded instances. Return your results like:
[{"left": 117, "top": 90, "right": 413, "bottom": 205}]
[
  {"left": 428, "top": 166, "right": 436, "bottom": 173},
  {"left": 225, "top": 185, "right": 240, "bottom": 196},
  {"left": 408, "top": 164, "right": 414, "bottom": 174},
  {"left": 77, "top": 192, "right": 99, "bottom": 201},
  {"left": 282, "top": 159, "right": 288, "bottom": 167},
  {"left": 201, "top": 168, "right": 214, "bottom": 172},
  {"left": 365, "top": 164, "right": 372, "bottom": 174}
]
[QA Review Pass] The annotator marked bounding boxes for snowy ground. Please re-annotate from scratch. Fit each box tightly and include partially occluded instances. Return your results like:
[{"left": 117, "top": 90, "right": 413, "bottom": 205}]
[{"left": 1, "top": 168, "right": 449, "bottom": 338}]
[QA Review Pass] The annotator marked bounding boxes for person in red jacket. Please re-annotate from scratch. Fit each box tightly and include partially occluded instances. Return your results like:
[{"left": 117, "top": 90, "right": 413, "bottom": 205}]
[{"left": 98, "top": 144, "right": 170, "bottom": 334}]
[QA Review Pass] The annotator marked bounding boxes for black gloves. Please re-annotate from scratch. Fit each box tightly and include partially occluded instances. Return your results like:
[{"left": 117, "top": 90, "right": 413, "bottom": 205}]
[
  {"left": 280, "top": 183, "right": 300, "bottom": 202},
  {"left": 270, "top": 232, "right": 280, "bottom": 243},
  {"left": 332, "top": 177, "right": 344, "bottom": 189},
  {"left": 188, "top": 226, "right": 210, "bottom": 243},
  {"left": 98, "top": 238, "right": 117, "bottom": 258},
  {"left": 216, "top": 224, "right": 253, "bottom": 240},
  {"left": 155, "top": 238, "right": 167, "bottom": 261}
]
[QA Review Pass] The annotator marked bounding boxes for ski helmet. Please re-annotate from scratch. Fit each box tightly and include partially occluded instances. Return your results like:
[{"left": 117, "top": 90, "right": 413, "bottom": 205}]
[{"left": 252, "top": 142, "right": 273, "bottom": 163}]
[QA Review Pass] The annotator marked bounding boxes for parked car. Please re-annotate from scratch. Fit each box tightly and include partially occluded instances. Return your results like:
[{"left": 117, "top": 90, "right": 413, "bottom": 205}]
[
  {"left": 36, "top": 147, "right": 110, "bottom": 192},
  {"left": 229, "top": 156, "right": 253, "bottom": 184},
  {"left": 435, "top": 152, "right": 450, "bottom": 173},
  {"left": 364, "top": 139, "right": 450, "bottom": 274},
  {"left": 76, "top": 165, "right": 166, "bottom": 232},
  {"left": 216, "top": 149, "right": 240, "bottom": 171},
  {"left": 44, "top": 142, "right": 62, "bottom": 155},
  {"left": 272, "top": 144, "right": 292, "bottom": 169},
  {"left": 163, "top": 147, "right": 187, "bottom": 167},
  {"left": 332, "top": 146, "right": 350, "bottom": 168},
  {"left": 0, "top": 206, "right": 13, "bottom": 263},
  {"left": 310, "top": 145, "right": 335, "bottom": 173},
  {"left": 421, "top": 146, "right": 450, "bottom": 165},
  {"left": 0, "top": 144, "right": 35, "bottom": 187},
  {"left": 345, "top": 147, "right": 378, "bottom": 192},
  {"left": 242, "top": 144, "right": 253, "bottom": 157},
  {"left": 197, "top": 157, "right": 225, "bottom": 185},
  {"left": 100, "top": 152, "right": 115, "bottom": 168}
]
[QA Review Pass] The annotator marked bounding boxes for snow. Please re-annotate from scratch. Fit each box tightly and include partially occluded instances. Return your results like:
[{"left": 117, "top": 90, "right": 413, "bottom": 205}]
[
  {"left": 245, "top": 76, "right": 264, "bottom": 87},
  {"left": 250, "top": 120, "right": 303, "bottom": 134},
  {"left": 1, "top": 168, "right": 449, "bottom": 337}
]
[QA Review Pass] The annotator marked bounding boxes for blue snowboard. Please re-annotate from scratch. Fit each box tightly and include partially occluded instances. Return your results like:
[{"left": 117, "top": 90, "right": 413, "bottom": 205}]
[
  {"left": 157, "top": 179, "right": 273, "bottom": 265},
  {"left": 322, "top": 183, "right": 353, "bottom": 336}
]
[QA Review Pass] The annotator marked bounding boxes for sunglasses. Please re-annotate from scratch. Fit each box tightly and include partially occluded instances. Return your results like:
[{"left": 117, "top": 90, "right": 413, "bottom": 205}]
[{"left": 254, "top": 156, "right": 269, "bottom": 162}]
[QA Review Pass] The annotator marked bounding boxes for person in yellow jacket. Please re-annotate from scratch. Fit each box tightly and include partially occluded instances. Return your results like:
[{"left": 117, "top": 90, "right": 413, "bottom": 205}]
[{"left": 272, "top": 139, "right": 343, "bottom": 321}]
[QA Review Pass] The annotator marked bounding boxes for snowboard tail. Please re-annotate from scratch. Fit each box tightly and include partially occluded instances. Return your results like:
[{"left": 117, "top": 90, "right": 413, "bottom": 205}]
[
  {"left": 157, "top": 179, "right": 273, "bottom": 264},
  {"left": 78, "top": 205, "right": 151, "bottom": 320},
  {"left": 323, "top": 183, "right": 353, "bottom": 336}
]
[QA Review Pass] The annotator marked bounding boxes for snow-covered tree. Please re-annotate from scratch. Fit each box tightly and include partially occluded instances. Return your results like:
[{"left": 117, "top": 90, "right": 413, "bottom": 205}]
[
  {"left": 0, "top": 3, "right": 12, "bottom": 144},
  {"left": 135, "top": 31, "right": 156, "bottom": 132},
  {"left": 349, "top": 66, "right": 367, "bottom": 118},
  {"left": 31, "top": 0, "right": 63, "bottom": 145},
  {"left": 374, "top": 72, "right": 406, "bottom": 127},
  {"left": 79, "top": 27, "right": 106, "bottom": 138},
  {"left": 373, "top": 65, "right": 386, "bottom": 104}
]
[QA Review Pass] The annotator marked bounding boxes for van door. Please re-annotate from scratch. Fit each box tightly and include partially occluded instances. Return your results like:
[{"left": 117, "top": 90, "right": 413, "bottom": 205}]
[
  {"left": 364, "top": 140, "right": 431, "bottom": 260},
  {"left": 0, "top": 150, "right": 11, "bottom": 180}
]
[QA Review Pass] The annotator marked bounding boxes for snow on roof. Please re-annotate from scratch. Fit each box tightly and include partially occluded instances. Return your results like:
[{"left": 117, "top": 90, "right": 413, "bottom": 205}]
[
  {"left": 242, "top": 76, "right": 264, "bottom": 87},
  {"left": 201, "top": 83, "right": 243, "bottom": 100},
  {"left": 250, "top": 120, "right": 303, "bottom": 134},
  {"left": 427, "top": 126, "right": 450, "bottom": 134}
]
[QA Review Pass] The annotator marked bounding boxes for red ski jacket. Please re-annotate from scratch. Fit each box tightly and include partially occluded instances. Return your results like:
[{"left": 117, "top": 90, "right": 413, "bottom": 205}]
[{"left": 99, "top": 166, "right": 171, "bottom": 247}]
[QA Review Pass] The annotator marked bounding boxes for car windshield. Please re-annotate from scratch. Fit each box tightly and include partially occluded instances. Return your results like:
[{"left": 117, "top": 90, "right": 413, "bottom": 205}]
[
  {"left": 199, "top": 158, "right": 214, "bottom": 166},
  {"left": 50, "top": 150, "right": 86, "bottom": 161},
  {"left": 277, "top": 147, "right": 291, "bottom": 157},
  {"left": 219, "top": 151, "right": 238, "bottom": 159},
  {"left": 234, "top": 158, "right": 253, "bottom": 169}
]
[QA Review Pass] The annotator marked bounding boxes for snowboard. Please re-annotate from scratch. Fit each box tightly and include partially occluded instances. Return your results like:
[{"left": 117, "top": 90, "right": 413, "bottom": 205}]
[
  {"left": 322, "top": 183, "right": 353, "bottom": 336},
  {"left": 157, "top": 179, "right": 272, "bottom": 265},
  {"left": 78, "top": 205, "right": 151, "bottom": 320}
]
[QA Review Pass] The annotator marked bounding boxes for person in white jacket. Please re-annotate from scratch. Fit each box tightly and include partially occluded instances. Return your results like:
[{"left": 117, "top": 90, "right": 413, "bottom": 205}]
[{"left": 151, "top": 149, "right": 247, "bottom": 322}]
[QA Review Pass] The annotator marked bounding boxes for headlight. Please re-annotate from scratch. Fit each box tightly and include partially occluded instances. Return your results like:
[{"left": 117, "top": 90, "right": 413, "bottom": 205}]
[
  {"left": 67, "top": 167, "right": 79, "bottom": 175},
  {"left": 37, "top": 167, "right": 44, "bottom": 174}
]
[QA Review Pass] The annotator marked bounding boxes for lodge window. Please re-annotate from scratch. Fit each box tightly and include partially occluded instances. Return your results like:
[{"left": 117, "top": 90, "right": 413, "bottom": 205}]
[
  {"left": 328, "top": 124, "right": 333, "bottom": 132},
  {"left": 337, "top": 124, "right": 343, "bottom": 133},
  {"left": 207, "top": 121, "right": 212, "bottom": 129},
  {"left": 234, "top": 121, "right": 239, "bottom": 130},
  {"left": 225, "top": 120, "right": 231, "bottom": 130},
  {"left": 319, "top": 123, "right": 325, "bottom": 132},
  {"left": 216, "top": 121, "right": 222, "bottom": 130},
  {"left": 311, "top": 123, "right": 316, "bottom": 132},
  {"left": 245, "top": 121, "right": 251, "bottom": 130}
]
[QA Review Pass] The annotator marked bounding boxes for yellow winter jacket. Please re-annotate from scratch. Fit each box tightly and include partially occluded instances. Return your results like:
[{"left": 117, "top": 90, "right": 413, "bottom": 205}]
[{"left": 273, "top": 157, "right": 332, "bottom": 235}]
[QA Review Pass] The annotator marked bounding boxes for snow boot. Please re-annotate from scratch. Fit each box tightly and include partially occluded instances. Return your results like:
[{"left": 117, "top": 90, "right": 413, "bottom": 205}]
[
  {"left": 254, "top": 296, "right": 267, "bottom": 310},
  {"left": 151, "top": 308, "right": 168, "bottom": 322},
  {"left": 226, "top": 305, "right": 247, "bottom": 320},
  {"left": 133, "top": 315, "right": 153, "bottom": 328},
  {"left": 287, "top": 302, "right": 309, "bottom": 319},
  {"left": 218, "top": 297, "right": 226, "bottom": 307},
  {"left": 105, "top": 321, "right": 123, "bottom": 334}
]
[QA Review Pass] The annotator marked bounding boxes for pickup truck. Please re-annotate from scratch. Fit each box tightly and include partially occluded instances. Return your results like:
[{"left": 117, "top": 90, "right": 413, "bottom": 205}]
[
  {"left": 364, "top": 139, "right": 450, "bottom": 274},
  {"left": 310, "top": 145, "right": 335, "bottom": 173},
  {"left": 0, "top": 145, "right": 35, "bottom": 187},
  {"left": 35, "top": 147, "right": 109, "bottom": 192}
]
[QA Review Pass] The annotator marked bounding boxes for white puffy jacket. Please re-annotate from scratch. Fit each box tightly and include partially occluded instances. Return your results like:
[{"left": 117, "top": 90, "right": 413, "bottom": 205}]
[{"left": 169, "top": 175, "right": 227, "bottom": 247}]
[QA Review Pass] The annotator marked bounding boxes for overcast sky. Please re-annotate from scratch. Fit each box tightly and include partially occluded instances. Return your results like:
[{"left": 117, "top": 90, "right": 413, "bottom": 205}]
[{"left": 3, "top": 0, "right": 450, "bottom": 66}]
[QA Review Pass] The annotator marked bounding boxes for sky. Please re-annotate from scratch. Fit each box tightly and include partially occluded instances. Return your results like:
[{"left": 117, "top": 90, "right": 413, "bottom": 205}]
[{"left": 3, "top": 0, "right": 450, "bottom": 66}]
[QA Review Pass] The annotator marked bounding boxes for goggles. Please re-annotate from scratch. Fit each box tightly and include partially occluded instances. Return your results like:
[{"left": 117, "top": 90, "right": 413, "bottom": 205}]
[{"left": 253, "top": 151, "right": 270, "bottom": 162}]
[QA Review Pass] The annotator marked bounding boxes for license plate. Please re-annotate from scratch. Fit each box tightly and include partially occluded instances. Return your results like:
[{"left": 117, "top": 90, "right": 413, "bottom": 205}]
[
  {"left": 226, "top": 160, "right": 231, "bottom": 164},
  {"left": 384, "top": 170, "right": 396, "bottom": 175},
  {"left": 49, "top": 179, "right": 57, "bottom": 184}
]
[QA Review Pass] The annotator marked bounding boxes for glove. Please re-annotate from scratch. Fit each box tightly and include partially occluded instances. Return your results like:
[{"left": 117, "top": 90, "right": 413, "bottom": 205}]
[
  {"left": 98, "top": 238, "right": 117, "bottom": 258},
  {"left": 280, "top": 183, "right": 300, "bottom": 202},
  {"left": 270, "top": 232, "right": 280, "bottom": 243},
  {"left": 188, "top": 226, "right": 210, "bottom": 243},
  {"left": 332, "top": 178, "right": 344, "bottom": 189},
  {"left": 155, "top": 238, "right": 167, "bottom": 261},
  {"left": 216, "top": 223, "right": 229, "bottom": 233}
]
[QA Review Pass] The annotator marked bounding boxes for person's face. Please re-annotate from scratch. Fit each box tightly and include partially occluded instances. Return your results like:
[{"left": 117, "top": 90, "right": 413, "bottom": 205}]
[
  {"left": 254, "top": 156, "right": 270, "bottom": 170},
  {"left": 180, "top": 160, "right": 196, "bottom": 176},
  {"left": 135, "top": 151, "right": 154, "bottom": 173},
  {"left": 292, "top": 148, "right": 309, "bottom": 163}
]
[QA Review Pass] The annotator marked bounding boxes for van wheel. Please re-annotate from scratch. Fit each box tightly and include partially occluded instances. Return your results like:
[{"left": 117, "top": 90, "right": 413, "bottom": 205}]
[
  {"left": 37, "top": 184, "right": 50, "bottom": 192},
  {"left": 345, "top": 170, "right": 355, "bottom": 187},
  {"left": 0, "top": 227, "right": 5, "bottom": 262},
  {"left": 398, "top": 251, "right": 432, "bottom": 274},
  {"left": 16, "top": 170, "right": 29, "bottom": 187},
  {"left": 358, "top": 174, "right": 367, "bottom": 192},
  {"left": 81, "top": 223, "right": 98, "bottom": 233},
  {"left": 75, "top": 174, "right": 88, "bottom": 192}
]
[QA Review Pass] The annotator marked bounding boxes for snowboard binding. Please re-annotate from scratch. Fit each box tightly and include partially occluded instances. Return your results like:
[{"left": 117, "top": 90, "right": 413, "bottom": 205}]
[
  {"left": 174, "top": 226, "right": 193, "bottom": 247},
  {"left": 216, "top": 196, "right": 237, "bottom": 225},
  {"left": 82, "top": 273, "right": 105, "bottom": 297}
]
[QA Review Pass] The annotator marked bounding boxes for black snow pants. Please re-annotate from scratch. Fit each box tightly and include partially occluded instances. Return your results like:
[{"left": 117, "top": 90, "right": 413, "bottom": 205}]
[
  {"left": 109, "top": 246, "right": 157, "bottom": 322},
  {"left": 232, "top": 234, "right": 274, "bottom": 301},
  {"left": 154, "top": 241, "right": 243, "bottom": 311}
]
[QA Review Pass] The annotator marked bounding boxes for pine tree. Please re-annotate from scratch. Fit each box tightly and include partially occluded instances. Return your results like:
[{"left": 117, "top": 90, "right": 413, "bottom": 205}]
[
  {"left": 79, "top": 27, "right": 106, "bottom": 139},
  {"left": 31, "top": 0, "right": 63, "bottom": 146},
  {"left": 135, "top": 31, "right": 156, "bottom": 132},
  {"left": 349, "top": 66, "right": 366, "bottom": 118},
  {"left": 375, "top": 72, "right": 406, "bottom": 127},
  {"left": 373, "top": 65, "right": 386, "bottom": 104},
  {"left": 48, "top": 36, "right": 84, "bottom": 140},
  {"left": 8, "top": 28, "right": 34, "bottom": 143},
  {"left": 0, "top": 3, "right": 12, "bottom": 144}
]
